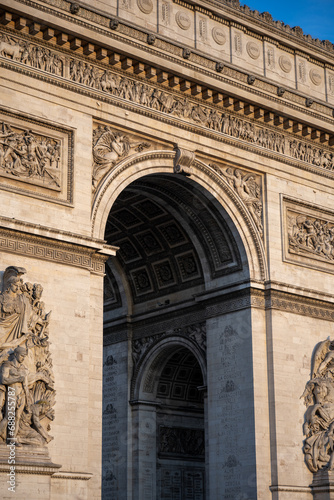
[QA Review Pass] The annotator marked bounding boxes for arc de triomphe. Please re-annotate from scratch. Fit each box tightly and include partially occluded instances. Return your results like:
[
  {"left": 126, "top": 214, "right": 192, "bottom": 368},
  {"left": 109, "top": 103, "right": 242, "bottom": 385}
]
[{"left": 0, "top": 0, "right": 333, "bottom": 499}]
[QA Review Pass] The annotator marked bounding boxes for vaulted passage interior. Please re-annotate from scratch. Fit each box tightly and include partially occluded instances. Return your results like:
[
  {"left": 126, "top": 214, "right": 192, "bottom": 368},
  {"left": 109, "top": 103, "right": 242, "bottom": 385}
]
[{"left": 102, "top": 173, "right": 255, "bottom": 499}]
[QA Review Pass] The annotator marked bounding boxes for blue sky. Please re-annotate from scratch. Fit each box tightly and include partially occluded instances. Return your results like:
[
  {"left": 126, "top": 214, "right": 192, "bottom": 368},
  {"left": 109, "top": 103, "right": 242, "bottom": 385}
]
[{"left": 241, "top": 0, "right": 334, "bottom": 42}]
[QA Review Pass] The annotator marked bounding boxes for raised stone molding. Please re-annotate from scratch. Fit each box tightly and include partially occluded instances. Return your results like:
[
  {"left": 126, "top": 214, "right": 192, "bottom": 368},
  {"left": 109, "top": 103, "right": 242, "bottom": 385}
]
[
  {"left": 0, "top": 227, "right": 109, "bottom": 274},
  {"left": 0, "top": 463, "right": 61, "bottom": 475},
  {"left": 0, "top": 108, "right": 73, "bottom": 205},
  {"left": 282, "top": 196, "right": 334, "bottom": 274},
  {"left": 51, "top": 471, "right": 93, "bottom": 480}
]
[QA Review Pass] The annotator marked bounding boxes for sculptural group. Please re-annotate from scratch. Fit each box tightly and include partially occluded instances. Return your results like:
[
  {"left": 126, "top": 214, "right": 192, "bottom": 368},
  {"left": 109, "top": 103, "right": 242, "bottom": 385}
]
[
  {"left": 302, "top": 339, "right": 334, "bottom": 472},
  {"left": 0, "top": 266, "right": 55, "bottom": 447}
]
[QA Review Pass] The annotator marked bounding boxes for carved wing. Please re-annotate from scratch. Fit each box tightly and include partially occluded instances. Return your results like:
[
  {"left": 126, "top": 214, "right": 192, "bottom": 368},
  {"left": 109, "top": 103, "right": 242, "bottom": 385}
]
[{"left": 311, "top": 339, "right": 331, "bottom": 378}]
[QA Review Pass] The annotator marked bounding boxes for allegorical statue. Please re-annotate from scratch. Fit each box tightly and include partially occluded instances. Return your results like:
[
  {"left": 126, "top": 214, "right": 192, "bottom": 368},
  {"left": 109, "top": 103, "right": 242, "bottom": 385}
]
[
  {"left": 92, "top": 125, "right": 150, "bottom": 188},
  {"left": 0, "top": 266, "right": 55, "bottom": 446},
  {"left": 302, "top": 339, "right": 334, "bottom": 472}
]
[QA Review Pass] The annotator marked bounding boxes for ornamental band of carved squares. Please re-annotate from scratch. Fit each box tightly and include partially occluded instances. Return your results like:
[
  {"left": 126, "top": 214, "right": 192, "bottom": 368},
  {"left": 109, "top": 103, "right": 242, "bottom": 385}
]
[
  {"left": 282, "top": 197, "right": 334, "bottom": 274},
  {"left": 0, "top": 266, "right": 55, "bottom": 449},
  {"left": 1, "top": 28, "right": 334, "bottom": 181},
  {"left": 0, "top": 109, "right": 73, "bottom": 205}
]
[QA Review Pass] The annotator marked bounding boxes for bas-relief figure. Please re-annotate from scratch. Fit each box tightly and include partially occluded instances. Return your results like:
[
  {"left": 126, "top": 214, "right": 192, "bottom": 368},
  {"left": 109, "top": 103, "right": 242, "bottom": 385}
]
[
  {"left": 92, "top": 125, "right": 150, "bottom": 188},
  {"left": 211, "top": 165, "right": 263, "bottom": 235},
  {"left": 0, "top": 121, "right": 61, "bottom": 188},
  {"left": 302, "top": 339, "right": 334, "bottom": 472},
  {"left": 0, "top": 266, "right": 55, "bottom": 447},
  {"left": 2, "top": 26, "right": 333, "bottom": 175},
  {"left": 288, "top": 214, "right": 334, "bottom": 261},
  {"left": 0, "top": 33, "right": 63, "bottom": 75}
]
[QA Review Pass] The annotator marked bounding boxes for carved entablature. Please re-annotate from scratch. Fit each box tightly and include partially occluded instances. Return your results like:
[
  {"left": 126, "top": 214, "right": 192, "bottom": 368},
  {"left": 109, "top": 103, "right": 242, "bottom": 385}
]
[
  {"left": 211, "top": 163, "right": 263, "bottom": 236},
  {"left": 0, "top": 266, "right": 55, "bottom": 448},
  {"left": 1, "top": 26, "right": 334, "bottom": 183},
  {"left": 302, "top": 339, "right": 334, "bottom": 473},
  {"left": 86, "top": 71, "right": 333, "bottom": 178},
  {"left": 283, "top": 197, "right": 334, "bottom": 274},
  {"left": 0, "top": 110, "right": 73, "bottom": 204}
]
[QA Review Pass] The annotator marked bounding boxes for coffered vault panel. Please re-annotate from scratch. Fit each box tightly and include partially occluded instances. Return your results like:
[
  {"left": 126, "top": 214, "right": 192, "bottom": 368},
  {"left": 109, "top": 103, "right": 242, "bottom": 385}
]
[{"left": 104, "top": 174, "right": 242, "bottom": 305}]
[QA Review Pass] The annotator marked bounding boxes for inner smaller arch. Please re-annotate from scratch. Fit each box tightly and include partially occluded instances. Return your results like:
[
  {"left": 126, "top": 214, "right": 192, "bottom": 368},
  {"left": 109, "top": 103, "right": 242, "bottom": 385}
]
[{"left": 155, "top": 347, "right": 206, "bottom": 500}]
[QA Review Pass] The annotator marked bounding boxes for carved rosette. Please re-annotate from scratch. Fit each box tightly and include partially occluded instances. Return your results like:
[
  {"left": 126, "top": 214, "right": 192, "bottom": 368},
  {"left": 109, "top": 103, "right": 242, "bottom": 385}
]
[
  {"left": 302, "top": 340, "right": 334, "bottom": 473},
  {"left": 0, "top": 266, "right": 55, "bottom": 448}
]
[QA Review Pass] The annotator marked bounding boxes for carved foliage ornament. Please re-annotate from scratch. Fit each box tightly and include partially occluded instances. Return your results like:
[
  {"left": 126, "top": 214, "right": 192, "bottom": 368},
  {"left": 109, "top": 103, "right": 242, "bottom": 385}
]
[
  {"left": 0, "top": 266, "right": 55, "bottom": 447},
  {"left": 302, "top": 340, "right": 334, "bottom": 472}
]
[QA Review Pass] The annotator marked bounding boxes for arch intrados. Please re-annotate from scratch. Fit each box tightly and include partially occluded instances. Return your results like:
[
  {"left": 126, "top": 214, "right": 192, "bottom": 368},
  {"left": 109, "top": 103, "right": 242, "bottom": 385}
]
[
  {"left": 132, "top": 337, "right": 207, "bottom": 402},
  {"left": 92, "top": 151, "right": 267, "bottom": 281}
]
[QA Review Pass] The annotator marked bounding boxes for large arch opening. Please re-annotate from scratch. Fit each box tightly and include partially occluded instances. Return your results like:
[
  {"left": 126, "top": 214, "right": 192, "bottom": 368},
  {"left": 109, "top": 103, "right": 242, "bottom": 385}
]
[{"left": 102, "top": 172, "right": 258, "bottom": 499}]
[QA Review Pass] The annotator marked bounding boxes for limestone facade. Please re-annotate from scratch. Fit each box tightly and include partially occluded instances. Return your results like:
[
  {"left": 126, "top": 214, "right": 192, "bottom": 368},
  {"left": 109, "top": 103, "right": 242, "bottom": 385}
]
[{"left": 0, "top": 0, "right": 333, "bottom": 499}]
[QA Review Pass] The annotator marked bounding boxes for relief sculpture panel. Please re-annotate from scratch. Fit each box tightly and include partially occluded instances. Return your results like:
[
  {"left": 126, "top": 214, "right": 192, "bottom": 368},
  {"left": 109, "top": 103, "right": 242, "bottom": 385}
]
[
  {"left": 283, "top": 198, "right": 334, "bottom": 273},
  {"left": 0, "top": 111, "right": 73, "bottom": 204},
  {"left": 0, "top": 121, "right": 61, "bottom": 189},
  {"left": 0, "top": 266, "right": 55, "bottom": 448}
]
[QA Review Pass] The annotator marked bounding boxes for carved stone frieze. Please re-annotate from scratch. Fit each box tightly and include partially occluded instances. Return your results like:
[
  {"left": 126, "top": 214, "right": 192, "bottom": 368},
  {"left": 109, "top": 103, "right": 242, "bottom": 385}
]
[
  {"left": 0, "top": 109, "right": 73, "bottom": 204},
  {"left": 302, "top": 339, "right": 334, "bottom": 472},
  {"left": 213, "top": 165, "right": 263, "bottom": 235},
  {"left": 92, "top": 124, "right": 150, "bottom": 188},
  {"left": 0, "top": 31, "right": 64, "bottom": 76},
  {"left": 283, "top": 198, "right": 334, "bottom": 274},
  {"left": 1, "top": 29, "right": 333, "bottom": 182},
  {"left": 0, "top": 120, "right": 61, "bottom": 189},
  {"left": 77, "top": 68, "right": 334, "bottom": 174},
  {"left": 0, "top": 266, "right": 55, "bottom": 447},
  {"left": 159, "top": 426, "right": 205, "bottom": 456}
]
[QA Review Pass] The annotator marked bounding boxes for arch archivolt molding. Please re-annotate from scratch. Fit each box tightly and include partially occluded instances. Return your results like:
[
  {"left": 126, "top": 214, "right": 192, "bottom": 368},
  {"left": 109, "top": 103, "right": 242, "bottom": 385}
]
[
  {"left": 91, "top": 150, "right": 268, "bottom": 281},
  {"left": 131, "top": 335, "right": 207, "bottom": 402}
]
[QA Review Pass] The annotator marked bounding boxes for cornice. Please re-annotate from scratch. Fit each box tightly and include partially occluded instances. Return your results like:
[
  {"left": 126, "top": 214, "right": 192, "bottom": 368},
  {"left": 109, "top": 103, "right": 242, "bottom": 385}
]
[
  {"left": 0, "top": 225, "right": 111, "bottom": 274},
  {"left": 1, "top": 1, "right": 334, "bottom": 127},
  {"left": 0, "top": 216, "right": 117, "bottom": 255}
]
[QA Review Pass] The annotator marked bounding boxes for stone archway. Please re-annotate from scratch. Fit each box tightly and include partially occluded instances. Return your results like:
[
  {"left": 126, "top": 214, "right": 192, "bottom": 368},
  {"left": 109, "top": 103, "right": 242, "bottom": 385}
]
[
  {"left": 132, "top": 340, "right": 207, "bottom": 500},
  {"left": 101, "top": 168, "right": 266, "bottom": 500}
]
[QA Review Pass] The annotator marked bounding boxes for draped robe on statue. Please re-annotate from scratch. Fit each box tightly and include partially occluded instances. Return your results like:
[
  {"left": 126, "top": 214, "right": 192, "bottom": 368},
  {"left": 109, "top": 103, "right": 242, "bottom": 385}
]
[{"left": 0, "top": 292, "right": 32, "bottom": 346}]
